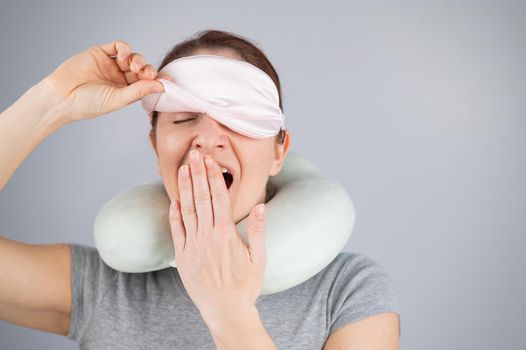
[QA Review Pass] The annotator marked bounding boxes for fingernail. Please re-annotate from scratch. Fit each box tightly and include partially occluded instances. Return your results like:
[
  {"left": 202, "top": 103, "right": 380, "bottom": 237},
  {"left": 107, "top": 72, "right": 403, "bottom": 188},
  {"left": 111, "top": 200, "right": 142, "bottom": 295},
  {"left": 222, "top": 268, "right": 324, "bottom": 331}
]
[
  {"left": 204, "top": 155, "right": 213, "bottom": 168},
  {"left": 256, "top": 204, "right": 265, "bottom": 220},
  {"left": 180, "top": 165, "right": 189, "bottom": 179},
  {"left": 190, "top": 150, "right": 199, "bottom": 162}
]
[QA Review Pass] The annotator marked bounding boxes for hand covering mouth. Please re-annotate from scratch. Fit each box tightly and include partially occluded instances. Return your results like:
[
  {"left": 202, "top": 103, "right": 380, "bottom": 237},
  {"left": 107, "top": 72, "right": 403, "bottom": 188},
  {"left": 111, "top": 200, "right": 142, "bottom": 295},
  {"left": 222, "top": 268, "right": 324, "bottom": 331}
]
[{"left": 181, "top": 158, "right": 235, "bottom": 190}]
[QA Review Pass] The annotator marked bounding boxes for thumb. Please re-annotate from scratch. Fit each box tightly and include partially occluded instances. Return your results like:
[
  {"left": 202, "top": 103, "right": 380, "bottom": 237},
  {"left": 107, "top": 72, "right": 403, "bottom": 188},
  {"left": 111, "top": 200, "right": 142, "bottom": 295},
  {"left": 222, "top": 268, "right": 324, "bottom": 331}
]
[
  {"left": 115, "top": 79, "right": 164, "bottom": 107},
  {"left": 247, "top": 204, "right": 267, "bottom": 267}
]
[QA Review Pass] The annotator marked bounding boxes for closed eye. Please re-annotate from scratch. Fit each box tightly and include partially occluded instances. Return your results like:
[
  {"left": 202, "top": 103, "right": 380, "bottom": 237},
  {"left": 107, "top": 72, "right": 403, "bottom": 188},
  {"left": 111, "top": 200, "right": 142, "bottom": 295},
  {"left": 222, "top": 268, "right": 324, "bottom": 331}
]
[{"left": 173, "top": 118, "right": 196, "bottom": 124}]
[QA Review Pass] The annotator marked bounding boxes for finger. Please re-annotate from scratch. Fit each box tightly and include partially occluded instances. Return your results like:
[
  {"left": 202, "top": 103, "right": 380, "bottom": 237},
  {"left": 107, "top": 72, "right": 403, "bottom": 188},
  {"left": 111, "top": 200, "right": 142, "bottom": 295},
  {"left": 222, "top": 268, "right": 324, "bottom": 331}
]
[
  {"left": 138, "top": 64, "right": 159, "bottom": 80},
  {"left": 123, "top": 70, "right": 139, "bottom": 85},
  {"left": 111, "top": 77, "right": 164, "bottom": 106},
  {"left": 113, "top": 51, "right": 142, "bottom": 74},
  {"left": 127, "top": 59, "right": 161, "bottom": 86},
  {"left": 123, "top": 64, "right": 157, "bottom": 85},
  {"left": 169, "top": 200, "right": 186, "bottom": 257},
  {"left": 126, "top": 52, "right": 147, "bottom": 73},
  {"left": 117, "top": 52, "right": 145, "bottom": 84},
  {"left": 99, "top": 41, "right": 166, "bottom": 82},
  {"left": 189, "top": 151, "right": 213, "bottom": 238},
  {"left": 178, "top": 164, "right": 197, "bottom": 242},
  {"left": 98, "top": 39, "right": 131, "bottom": 62},
  {"left": 204, "top": 155, "right": 233, "bottom": 229},
  {"left": 247, "top": 204, "right": 267, "bottom": 267},
  {"left": 97, "top": 41, "right": 163, "bottom": 107}
]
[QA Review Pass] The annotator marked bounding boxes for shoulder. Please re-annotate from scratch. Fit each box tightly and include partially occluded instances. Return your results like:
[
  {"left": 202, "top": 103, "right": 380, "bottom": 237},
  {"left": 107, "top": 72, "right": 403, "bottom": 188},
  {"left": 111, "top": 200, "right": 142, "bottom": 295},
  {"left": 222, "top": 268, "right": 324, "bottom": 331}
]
[
  {"left": 70, "top": 242, "right": 97, "bottom": 258},
  {"left": 69, "top": 242, "right": 120, "bottom": 292},
  {"left": 70, "top": 243, "right": 114, "bottom": 274},
  {"left": 323, "top": 251, "right": 400, "bottom": 336},
  {"left": 322, "top": 251, "right": 397, "bottom": 289}
]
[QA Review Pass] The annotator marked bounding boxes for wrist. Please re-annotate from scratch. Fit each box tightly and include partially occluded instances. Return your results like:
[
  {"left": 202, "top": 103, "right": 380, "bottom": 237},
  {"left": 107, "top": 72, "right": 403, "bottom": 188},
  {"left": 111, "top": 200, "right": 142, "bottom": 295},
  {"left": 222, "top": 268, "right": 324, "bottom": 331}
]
[
  {"left": 0, "top": 77, "right": 71, "bottom": 190},
  {"left": 205, "top": 305, "right": 276, "bottom": 350},
  {"left": 31, "top": 76, "right": 72, "bottom": 129},
  {"left": 203, "top": 304, "right": 261, "bottom": 333}
]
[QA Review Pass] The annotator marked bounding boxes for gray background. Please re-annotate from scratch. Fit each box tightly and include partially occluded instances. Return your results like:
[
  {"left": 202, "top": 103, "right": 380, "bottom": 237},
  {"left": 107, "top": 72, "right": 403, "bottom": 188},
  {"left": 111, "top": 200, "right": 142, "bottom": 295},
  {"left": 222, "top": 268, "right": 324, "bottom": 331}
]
[{"left": 1, "top": 0, "right": 525, "bottom": 349}]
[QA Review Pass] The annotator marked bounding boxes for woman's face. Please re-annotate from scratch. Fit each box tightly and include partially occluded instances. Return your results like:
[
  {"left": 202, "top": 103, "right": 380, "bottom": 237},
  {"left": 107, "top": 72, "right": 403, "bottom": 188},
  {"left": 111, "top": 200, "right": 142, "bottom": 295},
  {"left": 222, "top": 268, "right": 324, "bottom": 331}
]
[{"left": 149, "top": 50, "right": 290, "bottom": 224}]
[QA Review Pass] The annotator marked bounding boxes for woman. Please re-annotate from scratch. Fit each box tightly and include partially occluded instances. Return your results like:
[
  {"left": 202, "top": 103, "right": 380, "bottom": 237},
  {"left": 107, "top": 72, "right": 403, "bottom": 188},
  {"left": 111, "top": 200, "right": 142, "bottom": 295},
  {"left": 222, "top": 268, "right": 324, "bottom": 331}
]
[{"left": 0, "top": 30, "right": 400, "bottom": 349}]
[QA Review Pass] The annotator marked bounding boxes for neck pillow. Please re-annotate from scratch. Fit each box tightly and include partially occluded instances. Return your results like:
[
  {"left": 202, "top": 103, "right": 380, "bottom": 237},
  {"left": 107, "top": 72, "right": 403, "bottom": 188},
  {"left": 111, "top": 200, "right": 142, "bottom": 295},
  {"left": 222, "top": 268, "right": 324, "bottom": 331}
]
[
  {"left": 94, "top": 151, "right": 356, "bottom": 295},
  {"left": 95, "top": 54, "right": 355, "bottom": 295}
]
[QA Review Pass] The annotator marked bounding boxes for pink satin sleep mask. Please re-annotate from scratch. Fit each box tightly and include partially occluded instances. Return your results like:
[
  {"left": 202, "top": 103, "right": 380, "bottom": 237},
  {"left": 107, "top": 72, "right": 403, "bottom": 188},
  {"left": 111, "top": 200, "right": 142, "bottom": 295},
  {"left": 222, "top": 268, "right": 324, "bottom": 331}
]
[{"left": 140, "top": 54, "right": 286, "bottom": 139}]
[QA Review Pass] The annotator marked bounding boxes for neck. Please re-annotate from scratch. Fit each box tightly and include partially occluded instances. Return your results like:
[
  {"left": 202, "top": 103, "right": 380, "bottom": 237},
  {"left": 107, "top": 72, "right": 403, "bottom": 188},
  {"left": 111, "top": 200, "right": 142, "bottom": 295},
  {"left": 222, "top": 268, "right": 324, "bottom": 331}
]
[{"left": 265, "top": 181, "right": 276, "bottom": 203}]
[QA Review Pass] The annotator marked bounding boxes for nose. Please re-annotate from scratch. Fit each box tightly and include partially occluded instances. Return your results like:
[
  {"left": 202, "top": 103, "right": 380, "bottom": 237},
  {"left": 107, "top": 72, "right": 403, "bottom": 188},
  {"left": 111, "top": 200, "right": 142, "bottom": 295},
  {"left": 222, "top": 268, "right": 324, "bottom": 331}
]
[{"left": 191, "top": 113, "right": 229, "bottom": 153}]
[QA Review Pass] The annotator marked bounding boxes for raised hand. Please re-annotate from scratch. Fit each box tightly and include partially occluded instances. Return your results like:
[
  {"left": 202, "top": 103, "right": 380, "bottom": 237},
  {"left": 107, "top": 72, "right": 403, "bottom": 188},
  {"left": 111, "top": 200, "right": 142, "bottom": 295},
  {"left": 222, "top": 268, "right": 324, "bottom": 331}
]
[{"left": 42, "top": 39, "right": 171, "bottom": 123}]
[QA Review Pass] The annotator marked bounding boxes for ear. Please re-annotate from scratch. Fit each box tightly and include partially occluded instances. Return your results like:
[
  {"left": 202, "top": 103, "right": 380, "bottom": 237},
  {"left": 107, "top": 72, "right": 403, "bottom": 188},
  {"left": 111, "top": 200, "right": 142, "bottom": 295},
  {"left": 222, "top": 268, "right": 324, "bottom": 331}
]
[
  {"left": 269, "top": 130, "right": 291, "bottom": 176},
  {"left": 149, "top": 130, "right": 161, "bottom": 175}
]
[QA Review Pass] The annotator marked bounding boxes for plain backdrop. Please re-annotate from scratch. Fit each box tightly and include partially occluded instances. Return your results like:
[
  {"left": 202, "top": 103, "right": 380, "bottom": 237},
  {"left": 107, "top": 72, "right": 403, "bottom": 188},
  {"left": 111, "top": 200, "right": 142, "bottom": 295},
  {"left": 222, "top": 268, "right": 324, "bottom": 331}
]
[{"left": 1, "top": 0, "right": 525, "bottom": 349}]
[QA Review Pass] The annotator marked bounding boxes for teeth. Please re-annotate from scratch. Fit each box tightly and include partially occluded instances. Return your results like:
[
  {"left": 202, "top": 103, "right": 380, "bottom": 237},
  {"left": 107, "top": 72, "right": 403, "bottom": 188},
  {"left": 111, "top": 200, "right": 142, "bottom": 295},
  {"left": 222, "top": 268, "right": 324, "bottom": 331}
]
[{"left": 221, "top": 167, "right": 229, "bottom": 173}]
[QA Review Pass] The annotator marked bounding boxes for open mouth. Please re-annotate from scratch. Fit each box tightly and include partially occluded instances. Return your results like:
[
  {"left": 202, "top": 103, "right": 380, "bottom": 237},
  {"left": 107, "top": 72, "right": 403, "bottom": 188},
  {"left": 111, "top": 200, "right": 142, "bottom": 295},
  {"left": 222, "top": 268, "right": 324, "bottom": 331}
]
[{"left": 221, "top": 169, "right": 234, "bottom": 190}]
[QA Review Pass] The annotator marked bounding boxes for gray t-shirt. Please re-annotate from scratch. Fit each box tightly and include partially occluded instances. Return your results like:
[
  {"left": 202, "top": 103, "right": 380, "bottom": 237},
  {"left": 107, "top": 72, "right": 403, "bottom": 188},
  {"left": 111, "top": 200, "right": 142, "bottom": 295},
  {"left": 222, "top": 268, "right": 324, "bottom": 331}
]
[{"left": 67, "top": 243, "right": 401, "bottom": 349}]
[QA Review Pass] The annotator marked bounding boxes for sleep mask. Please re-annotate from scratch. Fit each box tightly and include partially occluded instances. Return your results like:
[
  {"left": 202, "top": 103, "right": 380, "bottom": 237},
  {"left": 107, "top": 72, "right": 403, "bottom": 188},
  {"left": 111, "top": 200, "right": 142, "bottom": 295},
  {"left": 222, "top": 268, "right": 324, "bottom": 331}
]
[{"left": 141, "top": 54, "right": 286, "bottom": 139}]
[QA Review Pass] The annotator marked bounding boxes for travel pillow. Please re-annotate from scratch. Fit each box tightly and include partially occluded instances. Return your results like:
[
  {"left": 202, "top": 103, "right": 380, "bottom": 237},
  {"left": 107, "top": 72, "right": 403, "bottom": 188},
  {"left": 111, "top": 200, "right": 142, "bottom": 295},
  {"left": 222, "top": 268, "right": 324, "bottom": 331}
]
[{"left": 93, "top": 151, "right": 355, "bottom": 295}]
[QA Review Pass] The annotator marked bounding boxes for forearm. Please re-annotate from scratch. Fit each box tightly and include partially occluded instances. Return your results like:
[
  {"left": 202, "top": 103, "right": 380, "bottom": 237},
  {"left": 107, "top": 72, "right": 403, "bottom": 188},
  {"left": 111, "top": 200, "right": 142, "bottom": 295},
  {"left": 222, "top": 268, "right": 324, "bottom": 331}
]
[
  {"left": 0, "top": 77, "right": 70, "bottom": 191},
  {"left": 205, "top": 306, "right": 278, "bottom": 350}
]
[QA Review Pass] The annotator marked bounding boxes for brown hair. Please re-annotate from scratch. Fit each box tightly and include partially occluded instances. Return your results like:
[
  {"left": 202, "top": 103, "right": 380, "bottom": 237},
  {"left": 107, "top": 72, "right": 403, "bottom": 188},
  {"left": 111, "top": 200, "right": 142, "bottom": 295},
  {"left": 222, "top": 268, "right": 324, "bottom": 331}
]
[{"left": 149, "top": 29, "right": 286, "bottom": 145}]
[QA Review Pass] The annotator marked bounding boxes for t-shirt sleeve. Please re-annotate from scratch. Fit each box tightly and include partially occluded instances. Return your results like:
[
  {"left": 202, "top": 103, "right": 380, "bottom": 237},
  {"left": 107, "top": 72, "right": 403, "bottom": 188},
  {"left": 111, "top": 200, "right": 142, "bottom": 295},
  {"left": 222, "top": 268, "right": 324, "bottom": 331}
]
[
  {"left": 67, "top": 243, "right": 119, "bottom": 342},
  {"left": 328, "top": 253, "right": 401, "bottom": 337}
]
